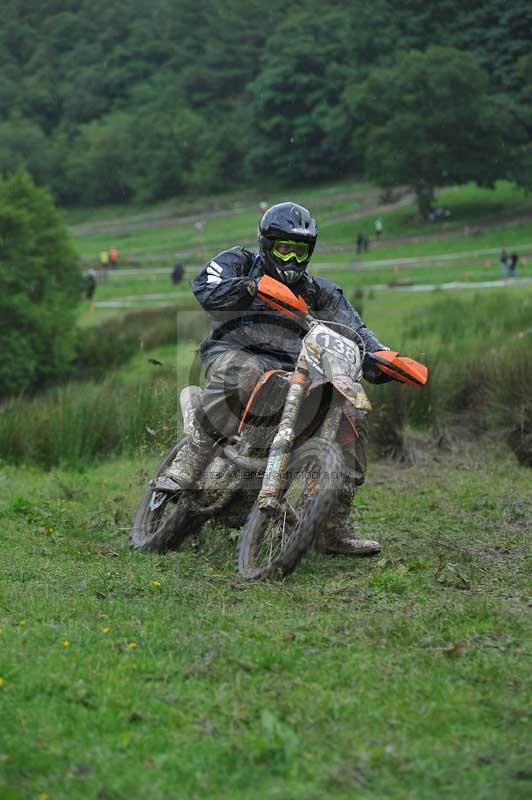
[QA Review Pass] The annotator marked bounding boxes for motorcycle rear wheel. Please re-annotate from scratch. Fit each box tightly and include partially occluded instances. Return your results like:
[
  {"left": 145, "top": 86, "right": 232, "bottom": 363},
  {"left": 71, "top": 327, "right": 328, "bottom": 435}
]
[
  {"left": 237, "top": 438, "right": 344, "bottom": 580},
  {"left": 130, "top": 438, "right": 199, "bottom": 552}
]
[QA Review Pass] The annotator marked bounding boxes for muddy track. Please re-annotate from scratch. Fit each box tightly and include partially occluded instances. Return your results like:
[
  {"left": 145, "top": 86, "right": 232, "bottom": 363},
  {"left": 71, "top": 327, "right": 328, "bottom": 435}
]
[
  {"left": 96, "top": 213, "right": 532, "bottom": 265},
  {"left": 72, "top": 186, "right": 532, "bottom": 264},
  {"left": 69, "top": 189, "right": 382, "bottom": 237}
]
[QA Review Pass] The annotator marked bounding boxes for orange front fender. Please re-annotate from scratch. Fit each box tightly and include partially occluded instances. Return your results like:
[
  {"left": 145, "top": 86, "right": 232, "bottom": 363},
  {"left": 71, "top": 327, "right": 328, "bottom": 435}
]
[{"left": 308, "top": 375, "right": 372, "bottom": 412}]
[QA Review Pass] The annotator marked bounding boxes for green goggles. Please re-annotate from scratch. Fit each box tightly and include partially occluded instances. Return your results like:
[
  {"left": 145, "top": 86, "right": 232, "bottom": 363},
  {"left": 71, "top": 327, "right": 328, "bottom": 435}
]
[{"left": 272, "top": 240, "right": 310, "bottom": 264}]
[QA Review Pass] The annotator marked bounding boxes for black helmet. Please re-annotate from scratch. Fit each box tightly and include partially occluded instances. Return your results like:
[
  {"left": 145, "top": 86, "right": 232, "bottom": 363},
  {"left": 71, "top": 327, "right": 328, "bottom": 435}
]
[{"left": 258, "top": 202, "right": 318, "bottom": 285}]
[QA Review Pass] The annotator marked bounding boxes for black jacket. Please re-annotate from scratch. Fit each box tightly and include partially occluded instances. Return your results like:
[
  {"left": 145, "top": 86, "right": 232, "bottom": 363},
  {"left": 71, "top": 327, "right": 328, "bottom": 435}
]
[{"left": 193, "top": 247, "right": 390, "bottom": 382}]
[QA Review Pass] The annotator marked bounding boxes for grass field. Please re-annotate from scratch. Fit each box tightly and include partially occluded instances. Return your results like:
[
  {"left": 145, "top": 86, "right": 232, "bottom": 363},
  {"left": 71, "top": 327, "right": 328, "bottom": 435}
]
[
  {"left": 1, "top": 441, "right": 531, "bottom": 800},
  {"left": 79, "top": 264, "right": 532, "bottom": 333},
  {"left": 71, "top": 181, "right": 532, "bottom": 270},
  {"left": 72, "top": 180, "right": 532, "bottom": 332},
  {"left": 1, "top": 179, "right": 531, "bottom": 799}
]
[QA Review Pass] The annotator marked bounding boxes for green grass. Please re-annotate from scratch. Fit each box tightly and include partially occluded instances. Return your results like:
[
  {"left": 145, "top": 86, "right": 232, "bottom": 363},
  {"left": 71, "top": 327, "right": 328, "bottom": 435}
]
[
  {"left": 63, "top": 178, "right": 370, "bottom": 227},
  {"left": 321, "top": 181, "right": 532, "bottom": 243},
  {"left": 1, "top": 443, "right": 530, "bottom": 799},
  {"left": 69, "top": 179, "right": 532, "bottom": 343},
  {"left": 362, "top": 283, "right": 532, "bottom": 345},
  {"left": 79, "top": 262, "right": 532, "bottom": 336},
  {"left": 69, "top": 179, "right": 370, "bottom": 260},
  {"left": 319, "top": 224, "right": 532, "bottom": 264},
  {"left": 2, "top": 179, "right": 531, "bottom": 798},
  {"left": 0, "top": 377, "right": 179, "bottom": 469},
  {"left": 69, "top": 181, "right": 532, "bottom": 268},
  {"left": 78, "top": 278, "right": 195, "bottom": 328},
  {"left": 5, "top": 286, "right": 532, "bottom": 469},
  {"left": 317, "top": 258, "right": 529, "bottom": 289}
]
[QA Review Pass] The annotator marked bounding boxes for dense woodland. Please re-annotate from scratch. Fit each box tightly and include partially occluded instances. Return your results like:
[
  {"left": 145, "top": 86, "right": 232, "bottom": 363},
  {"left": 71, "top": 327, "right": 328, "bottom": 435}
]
[{"left": 1, "top": 0, "right": 532, "bottom": 206}]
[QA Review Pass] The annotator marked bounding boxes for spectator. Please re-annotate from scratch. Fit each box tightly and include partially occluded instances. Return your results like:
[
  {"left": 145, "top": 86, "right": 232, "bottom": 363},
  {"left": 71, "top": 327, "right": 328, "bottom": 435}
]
[
  {"left": 363, "top": 236, "right": 370, "bottom": 252},
  {"left": 85, "top": 268, "right": 97, "bottom": 303},
  {"left": 374, "top": 218, "right": 383, "bottom": 239},
  {"left": 356, "top": 233, "right": 364, "bottom": 254},
  {"left": 499, "top": 249, "right": 508, "bottom": 277},
  {"left": 109, "top": 247, "right": 119, "bottom": 268},
  {"left": 508, "top": 252, "right": 519, "bottom": 277},
  {"left": 99, "top": 250, "right": 109, "bottom": 281},
  {"left": 171, "top": 262, "right": 185, "bottom": 285}
]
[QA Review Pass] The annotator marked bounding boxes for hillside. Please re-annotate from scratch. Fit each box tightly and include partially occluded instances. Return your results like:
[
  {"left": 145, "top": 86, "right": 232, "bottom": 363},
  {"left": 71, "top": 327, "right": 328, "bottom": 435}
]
[
  {"left": 1, "top": 178, "right": 531, "bottom": 799},
  {"left": 2, "top": 1, "right": 532, "bottom": 205}
]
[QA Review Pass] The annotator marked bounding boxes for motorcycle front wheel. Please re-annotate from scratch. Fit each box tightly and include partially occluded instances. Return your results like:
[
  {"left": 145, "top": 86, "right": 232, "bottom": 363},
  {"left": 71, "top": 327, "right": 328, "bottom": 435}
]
[
  {"left": 130, "top": 438, "right": 199, "bottom": 552},
  {"left": 237, "top": 438, "right": 344, "bottom": 580}
]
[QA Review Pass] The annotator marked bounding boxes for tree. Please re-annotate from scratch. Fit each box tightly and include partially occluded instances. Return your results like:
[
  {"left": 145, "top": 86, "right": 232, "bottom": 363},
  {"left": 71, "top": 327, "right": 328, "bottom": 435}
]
[
  {"left": 0, "top": 115, "right": 52, "bottom": 186},
  {"left": 0, "top": 173, "right": 82, "bottom": 398},
  {"left": 63, "top": 112, "right": 135, "bottom": 205},
  {"left": 1, "top": 1, "right": 530, "bottom": 205},
  {"left": 356, "top": 46, "right": 530, "bottom": 219},
  {"left": 131, "top": 107, "right": 216, "bottom": 201},
  {"left": 245, "top": 9, "right": 359, "bottom": 184}
]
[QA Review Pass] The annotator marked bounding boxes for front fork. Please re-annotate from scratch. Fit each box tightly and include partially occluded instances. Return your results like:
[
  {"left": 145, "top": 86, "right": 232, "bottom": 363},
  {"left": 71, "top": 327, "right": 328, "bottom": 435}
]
[
  {"left": 257, "top": 353, "right": 310, "bottom": 513},
  {"left": 319, "top": 396, "right": 343, "bottom": 441}
]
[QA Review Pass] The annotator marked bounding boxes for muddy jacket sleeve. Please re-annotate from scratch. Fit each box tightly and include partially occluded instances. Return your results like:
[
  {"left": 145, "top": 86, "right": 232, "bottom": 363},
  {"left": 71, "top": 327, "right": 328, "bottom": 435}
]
[
  {"left": 306, "top": 276, "right": 392, "bottom": 383},
  {"left": 192, "top": 248, "right": 256, "bottom": 318}
]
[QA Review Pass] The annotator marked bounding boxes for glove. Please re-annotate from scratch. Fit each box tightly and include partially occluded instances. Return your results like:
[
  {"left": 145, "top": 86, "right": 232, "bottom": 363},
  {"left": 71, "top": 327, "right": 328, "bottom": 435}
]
[{"left": 245, "top": 277, "right": 259, "bottom": 297}]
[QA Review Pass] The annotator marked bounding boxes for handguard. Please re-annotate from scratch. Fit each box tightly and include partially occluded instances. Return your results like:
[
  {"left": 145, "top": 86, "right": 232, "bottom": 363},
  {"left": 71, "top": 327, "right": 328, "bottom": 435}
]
[
  {"left": 256, "top": 275, "right": 309, "bottom": 322},
  {"left": 369, "top": 350, "right": 429, "bottom": 387}
]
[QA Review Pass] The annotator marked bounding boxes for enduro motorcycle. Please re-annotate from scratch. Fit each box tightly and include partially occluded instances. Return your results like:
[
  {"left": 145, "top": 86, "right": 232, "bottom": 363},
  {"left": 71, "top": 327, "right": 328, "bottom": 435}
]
[{"left": 130, "top": 275, "right": 428, "bottom": 580}]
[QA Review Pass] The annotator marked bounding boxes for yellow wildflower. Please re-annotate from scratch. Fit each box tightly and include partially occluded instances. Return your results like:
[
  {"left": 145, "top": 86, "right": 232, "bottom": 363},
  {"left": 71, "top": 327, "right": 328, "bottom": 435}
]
[
  {"left": 127, "top": 642, "right": 137, "bottom": 649},
  {"left": 101, "top": 626, "right": 111, "bottom": 634},
  {"left": 61, "top": 640, "right": 70, "bottom": 648},
  {"left": 151, "top": 580, "right": 161, "bottom": 587},
  {"left": 0, "top": 676, "right": 5, "bottom": 687}
]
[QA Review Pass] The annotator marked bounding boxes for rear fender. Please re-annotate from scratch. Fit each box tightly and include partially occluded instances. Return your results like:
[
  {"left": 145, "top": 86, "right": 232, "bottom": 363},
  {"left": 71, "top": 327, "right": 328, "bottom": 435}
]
[{"left": 238, "top": 369, "right": 290, "bottom": 434}]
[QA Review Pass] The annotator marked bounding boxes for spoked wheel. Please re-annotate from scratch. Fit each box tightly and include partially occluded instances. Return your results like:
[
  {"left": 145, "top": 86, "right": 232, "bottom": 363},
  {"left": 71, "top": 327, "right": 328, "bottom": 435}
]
[
  {"left": 237, "top": 438, "right": 344, "bottom": 580},
  {"left": 130, "top": 438, "right": 199, "bottom": 552}
]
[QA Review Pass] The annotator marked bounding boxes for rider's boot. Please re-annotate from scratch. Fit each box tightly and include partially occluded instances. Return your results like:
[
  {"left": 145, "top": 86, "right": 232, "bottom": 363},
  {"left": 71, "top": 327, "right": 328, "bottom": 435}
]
[
  {"left": 316, "top": 483, "right": 381, "bottom": 556},
  {"left": 154, "top": 422, "right": 213, "bottom": 493},
  {"left": 317, "top": 519, "right": 382, "bottom": 556}
]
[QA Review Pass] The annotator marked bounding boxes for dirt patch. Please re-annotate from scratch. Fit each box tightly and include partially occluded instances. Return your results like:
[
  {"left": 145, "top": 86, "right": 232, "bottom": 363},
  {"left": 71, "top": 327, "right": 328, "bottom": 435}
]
[{"left": 69, "top": 190, "right": 374, "bottom": 238}]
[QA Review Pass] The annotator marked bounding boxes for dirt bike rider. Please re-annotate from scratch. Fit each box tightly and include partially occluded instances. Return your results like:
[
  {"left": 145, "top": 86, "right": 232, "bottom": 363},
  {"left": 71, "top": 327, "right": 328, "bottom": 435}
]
[{"left": 158, "top": 202, "right": 393, "bottom": 555}]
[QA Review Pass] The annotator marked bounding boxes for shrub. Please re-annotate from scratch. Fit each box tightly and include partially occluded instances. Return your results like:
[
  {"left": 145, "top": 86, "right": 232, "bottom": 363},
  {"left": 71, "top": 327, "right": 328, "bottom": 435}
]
[
  {"left": 74, "top": 306, "right": 208, "bottom": 379},
  {"left": 0, "top": 376, "right": 180, "bottom": 469},
  {"left": 482, "top": 339, "right": 532, "bottom": 467},
  {"left": 0, "top": 173, "right": 82, "bottom": 398},
  {"left": 371, "top": 292, "right": 532, "bottom": 465}
]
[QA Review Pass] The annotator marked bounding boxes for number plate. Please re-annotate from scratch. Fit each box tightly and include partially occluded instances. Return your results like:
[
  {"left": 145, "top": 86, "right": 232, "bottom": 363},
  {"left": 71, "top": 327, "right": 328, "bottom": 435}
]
[
  {"left": 303, "top": 323, "right": 362, "bottom": 378},
  {"left": 315, "top": 331, "right": 357, "bottom": 364}
]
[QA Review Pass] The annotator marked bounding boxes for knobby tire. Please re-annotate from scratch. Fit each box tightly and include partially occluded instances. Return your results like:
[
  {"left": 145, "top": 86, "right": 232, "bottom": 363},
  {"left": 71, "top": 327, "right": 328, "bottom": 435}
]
[
  {"left": 130, "top": 438, "right": 198, "bottom": 552},
  {"left": 237, "top": 438, "right": 344, "bottom": 580}
]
